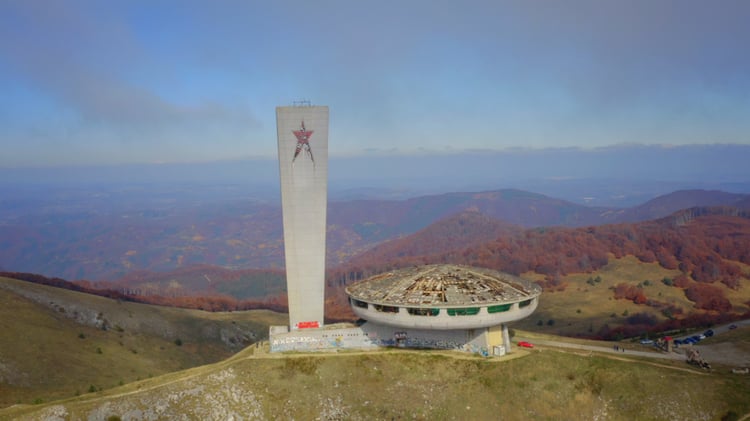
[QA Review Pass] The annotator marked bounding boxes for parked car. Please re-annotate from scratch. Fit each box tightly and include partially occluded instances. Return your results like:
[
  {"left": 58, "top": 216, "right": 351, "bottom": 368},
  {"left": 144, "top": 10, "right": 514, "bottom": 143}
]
[
  {"left": 729, "top": 324, "right": 738, "bottom": 330},
  {"left": 517, "top": 341, "right": 534, "bottom": 348},
  {"left": 704, "top": 329, "right": 714, "bottom": 337},
  {"left": 640, "top": 339, "right": 654, "bottom": 345}
]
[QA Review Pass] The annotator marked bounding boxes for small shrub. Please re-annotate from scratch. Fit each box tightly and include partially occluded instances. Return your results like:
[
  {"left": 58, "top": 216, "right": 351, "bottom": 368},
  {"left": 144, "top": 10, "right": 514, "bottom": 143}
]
[
  {"left": 283, "top": 357, "right": 320, "bottom": 375},
  {"left": 626, "top": 312, "right": 657, "bottom": 326},
  {"left": 78, "top": 333, "right": 86, "bottom": 339},
  {"left": 96, "top": 347, "right": 103, "bottom": 354},
  {"left": 673, "top": 273, "right": 691, "bottom": 288},
  {"left": 587, "top": 276, "right": 603, "bottom": 286},
  {"left": 685, "top": 283, "right": 732, "bottom": 311},
  {"left": 614, "top": 283, "right": 647, "bottom": 304},
  {"left": 722, "top": 410, "right": 739, "bottom": 421},
  {"left": 88, "top": 384, "right": 97, "bottom": 393},
  {"left": 174, "top": 338, "right": 183, "bottom": 346}
]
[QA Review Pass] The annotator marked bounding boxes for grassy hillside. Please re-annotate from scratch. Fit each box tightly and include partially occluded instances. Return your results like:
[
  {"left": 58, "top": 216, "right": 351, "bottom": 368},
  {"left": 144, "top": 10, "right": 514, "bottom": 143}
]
[
  {"left": 3, "top": 339, "right": 748, "bottom": 420},
  {"left": 514, "top": 256, "right": 750, "bottom": 338},
  {"left": 0, "top": 276, "right": 286, "bottom": 407}
]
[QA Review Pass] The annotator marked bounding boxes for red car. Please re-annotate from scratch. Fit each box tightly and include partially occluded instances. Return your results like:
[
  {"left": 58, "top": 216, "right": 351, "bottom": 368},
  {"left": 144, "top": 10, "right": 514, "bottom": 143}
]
[{"left": 517, "top": 341, "right": 534, "bottom": 348}]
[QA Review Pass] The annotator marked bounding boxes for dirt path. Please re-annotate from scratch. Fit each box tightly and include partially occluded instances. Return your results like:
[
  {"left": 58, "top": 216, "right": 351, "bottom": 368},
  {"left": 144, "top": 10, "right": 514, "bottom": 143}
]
[
  {"left": 515, "top": 336, "right": 685, "bottom": 361},
  {"left": 692, "top": 341, "right": 750, "bottom": 367},
  {"left": 543, "top": 346, "right": 710, "bottom": 375}
]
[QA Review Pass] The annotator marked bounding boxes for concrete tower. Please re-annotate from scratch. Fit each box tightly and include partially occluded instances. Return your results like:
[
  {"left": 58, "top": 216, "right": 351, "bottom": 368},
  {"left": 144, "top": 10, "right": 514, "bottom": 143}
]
[{"left": 276, "top": 104, "right": 329, "bottom": 330}]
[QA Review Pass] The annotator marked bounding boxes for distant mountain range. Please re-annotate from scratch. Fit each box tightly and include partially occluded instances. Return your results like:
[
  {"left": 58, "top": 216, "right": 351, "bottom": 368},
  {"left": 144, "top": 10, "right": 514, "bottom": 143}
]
[
  {"left": 602, "top": 189, "right": 750, "bottom": 223},
  {"left": 4, "top": 191, "right": 750, "bottom": 338},
  {"left": 1, "top": 188, "right": 749, "bottom": 283}
]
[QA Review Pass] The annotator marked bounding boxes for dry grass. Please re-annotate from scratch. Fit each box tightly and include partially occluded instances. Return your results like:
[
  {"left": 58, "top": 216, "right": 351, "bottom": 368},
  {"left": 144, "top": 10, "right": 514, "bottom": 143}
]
[
  {"left": 3, "top": 343, "right": 748, "bottom": 420},
  {"left": 724, "top": 261, "right": 750, "bottom": 314}
]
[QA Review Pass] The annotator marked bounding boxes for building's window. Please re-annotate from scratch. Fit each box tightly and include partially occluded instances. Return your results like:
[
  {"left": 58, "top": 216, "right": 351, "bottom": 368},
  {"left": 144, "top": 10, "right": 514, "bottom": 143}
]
[
  {"left": 487, "top": 304, "right": 512, "bottom": 313},
  {"left": 373, "top": 304, "right": 399, "bottom": 313},
  {"left": 407, "top": 308, "right": 439, "bottom": 316},
  {"left": 519, "top": 299, "right": 533, "bottom": 308},
  {"left": 447, "top": 307, "right": 480, "bottom": 316},
  {"left": 352, "top": 299, "right": 368, "bottom": 309}
]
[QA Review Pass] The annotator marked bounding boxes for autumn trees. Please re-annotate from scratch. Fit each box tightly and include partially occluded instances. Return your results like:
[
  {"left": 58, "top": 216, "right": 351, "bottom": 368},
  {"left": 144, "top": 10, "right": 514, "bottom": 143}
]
[{"left": 328, "top": 207, "right": 750, "bottom": 321}]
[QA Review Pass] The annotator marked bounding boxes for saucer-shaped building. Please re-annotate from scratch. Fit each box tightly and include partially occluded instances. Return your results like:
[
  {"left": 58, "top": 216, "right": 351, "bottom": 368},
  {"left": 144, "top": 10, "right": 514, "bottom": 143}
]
[{"left": 345, "top": 264, "right": 541, "bottom": 354}]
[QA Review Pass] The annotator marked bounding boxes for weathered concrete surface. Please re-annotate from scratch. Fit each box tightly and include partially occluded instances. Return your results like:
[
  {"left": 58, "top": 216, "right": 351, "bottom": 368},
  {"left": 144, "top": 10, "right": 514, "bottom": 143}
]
[{"left": 276, "top": 105, "right": 329, "bottom": 330}]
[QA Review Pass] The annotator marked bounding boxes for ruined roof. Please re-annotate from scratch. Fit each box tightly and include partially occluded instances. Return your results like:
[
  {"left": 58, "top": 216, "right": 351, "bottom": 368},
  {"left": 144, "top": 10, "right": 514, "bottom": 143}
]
[{"left": 345, "top": 264, "right": 541, "bottom": 307}]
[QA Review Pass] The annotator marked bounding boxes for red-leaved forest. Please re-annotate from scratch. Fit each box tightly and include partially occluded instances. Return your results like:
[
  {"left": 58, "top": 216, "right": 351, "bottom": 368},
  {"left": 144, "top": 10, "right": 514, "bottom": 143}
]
[{"left": 4, "top": 206, "right": 750, "bottom": 338}]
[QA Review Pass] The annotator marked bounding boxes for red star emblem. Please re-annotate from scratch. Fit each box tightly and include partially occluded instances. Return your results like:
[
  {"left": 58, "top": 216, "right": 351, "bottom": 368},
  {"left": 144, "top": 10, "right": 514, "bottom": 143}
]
[{"left": 292, "top": 120, "right": 314, "bottom": 163}]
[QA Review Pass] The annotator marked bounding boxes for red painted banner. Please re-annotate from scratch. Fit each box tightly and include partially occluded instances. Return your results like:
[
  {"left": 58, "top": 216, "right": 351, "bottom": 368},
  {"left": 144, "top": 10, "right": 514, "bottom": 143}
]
[{"left": 297, "top": 321, "right": 320, "bottom": 329}]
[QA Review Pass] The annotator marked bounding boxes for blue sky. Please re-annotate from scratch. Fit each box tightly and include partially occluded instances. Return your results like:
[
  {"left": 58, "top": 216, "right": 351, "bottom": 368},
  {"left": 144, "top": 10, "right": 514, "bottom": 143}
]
[{"left": 1, "top": 0, "right": 749, "bottom": 167}]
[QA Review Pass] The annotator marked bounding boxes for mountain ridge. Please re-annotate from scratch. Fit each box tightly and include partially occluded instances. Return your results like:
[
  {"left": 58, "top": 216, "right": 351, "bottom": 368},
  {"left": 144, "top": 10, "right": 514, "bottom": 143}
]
[{"left": 1, "top": 188, "right": 749, "bottom": 282}]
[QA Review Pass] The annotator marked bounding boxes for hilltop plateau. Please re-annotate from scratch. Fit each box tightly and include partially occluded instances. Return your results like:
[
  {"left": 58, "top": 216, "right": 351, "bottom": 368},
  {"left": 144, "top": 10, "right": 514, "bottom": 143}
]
[{"left": 2, "top": 331, "right": 749, "bottom": 420}]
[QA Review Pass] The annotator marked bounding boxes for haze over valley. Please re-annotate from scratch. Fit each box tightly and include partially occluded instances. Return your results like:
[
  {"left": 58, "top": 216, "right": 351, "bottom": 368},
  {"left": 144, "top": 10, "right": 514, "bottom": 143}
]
[{"left": 2, "top": 144, "right": 750, "bottom": 281}]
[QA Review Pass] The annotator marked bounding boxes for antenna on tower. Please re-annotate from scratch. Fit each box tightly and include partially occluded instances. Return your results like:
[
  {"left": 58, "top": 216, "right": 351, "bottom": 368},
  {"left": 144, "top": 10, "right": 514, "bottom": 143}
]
[{"left": 292, "top": 99, "right": 312, "bottom": 107}]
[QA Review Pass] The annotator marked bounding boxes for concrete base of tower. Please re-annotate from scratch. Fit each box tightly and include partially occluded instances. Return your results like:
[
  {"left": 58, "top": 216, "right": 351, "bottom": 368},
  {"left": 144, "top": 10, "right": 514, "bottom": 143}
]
[{"left": 269, "top": 321, "right": 515, "bottom": 356}]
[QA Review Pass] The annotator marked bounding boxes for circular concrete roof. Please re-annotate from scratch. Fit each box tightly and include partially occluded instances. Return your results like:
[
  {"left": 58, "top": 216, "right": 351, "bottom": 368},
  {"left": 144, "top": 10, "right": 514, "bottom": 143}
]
[{"left": 345, "top": 264, "right": 541, "bottom": 308}]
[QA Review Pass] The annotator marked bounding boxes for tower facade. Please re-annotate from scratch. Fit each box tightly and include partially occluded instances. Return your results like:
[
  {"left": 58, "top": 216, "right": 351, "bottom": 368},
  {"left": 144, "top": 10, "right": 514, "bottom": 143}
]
[{"left": 276, "top": 104, "right": 329, "bottom": 330}]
